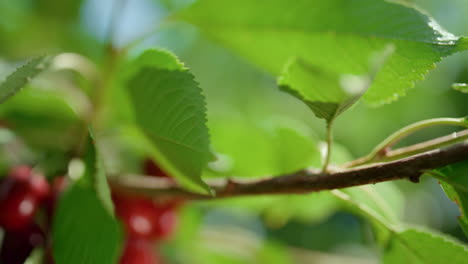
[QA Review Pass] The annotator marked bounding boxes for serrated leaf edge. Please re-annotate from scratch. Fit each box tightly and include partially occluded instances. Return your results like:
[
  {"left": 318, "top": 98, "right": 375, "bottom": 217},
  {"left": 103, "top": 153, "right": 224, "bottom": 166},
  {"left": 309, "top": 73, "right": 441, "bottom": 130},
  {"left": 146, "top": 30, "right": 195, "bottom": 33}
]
[{"left": 0, "top": 56, "right": 50, "bottom": 103}]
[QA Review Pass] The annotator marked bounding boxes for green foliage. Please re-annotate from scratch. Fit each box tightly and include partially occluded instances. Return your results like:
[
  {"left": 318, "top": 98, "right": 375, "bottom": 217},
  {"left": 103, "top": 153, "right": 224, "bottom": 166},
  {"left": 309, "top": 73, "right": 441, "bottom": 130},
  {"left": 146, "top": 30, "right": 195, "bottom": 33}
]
[
  {"left": 452, "top": 83, "right": 468, "bottom": 93},
  {"left": 24, "top": 248, "right": 44, "bottom": 264},
  {"left": 179, "top": 0, "right": 468, "bottom": 106},
  {"left": 383, "top": 228, "right": 468, "bottom": 264},
  {"left": 338, "top": 184, "right": 404, "bottom": 225},
  {"left": 82, "top": 131, "right": 115, "bottom": 214},
  {"left": 0, "top": 85, "right": 82, "bottom": 151},
  {"left": 126, "top": 49, "right": 211, "bottom": 193},
  {"left": 278, "top": 45, "right": 394, "bottom": 122},
  {"left": 332, "top": 183, "right": 404, "bottom": 244},
  {"left": 332, "top": 186, "right": 468, "bottom": 263},
  {"left": 52, "top": 187, "right": 123, "bottom": 264},
  {"left": 430, "top": 161, "right": 468, "bottom": 237},
  {"left": 0, "top": 56, "right": 49, "bottom": 103},
  {"left": 123, "top": 49, "right": 185, "bottom": 80},
  {"left": 0, "top": 0, "right": 468, "bottom": 263},
  {"left": 52, "top": 132, "right": 122, "bottom": 264}
]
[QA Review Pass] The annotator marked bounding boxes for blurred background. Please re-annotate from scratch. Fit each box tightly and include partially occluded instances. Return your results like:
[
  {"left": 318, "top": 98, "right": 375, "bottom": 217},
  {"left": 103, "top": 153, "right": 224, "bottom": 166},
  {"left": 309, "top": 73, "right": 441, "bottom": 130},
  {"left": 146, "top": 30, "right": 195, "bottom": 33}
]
[{"left": 0, "top": 0, "right": 467, "bottom": 263}]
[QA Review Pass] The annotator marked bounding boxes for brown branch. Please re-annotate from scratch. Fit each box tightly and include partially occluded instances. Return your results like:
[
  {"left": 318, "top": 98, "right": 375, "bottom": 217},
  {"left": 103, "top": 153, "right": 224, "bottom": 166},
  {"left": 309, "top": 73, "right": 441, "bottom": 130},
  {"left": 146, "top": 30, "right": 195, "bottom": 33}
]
[{"left": 109, "top": 141, "right": 468, "bottom": 200}]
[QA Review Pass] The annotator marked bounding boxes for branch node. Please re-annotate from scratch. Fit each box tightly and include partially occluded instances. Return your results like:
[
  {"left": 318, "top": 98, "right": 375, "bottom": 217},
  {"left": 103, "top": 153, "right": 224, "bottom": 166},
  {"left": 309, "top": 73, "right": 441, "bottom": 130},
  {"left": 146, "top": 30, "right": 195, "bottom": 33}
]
[
  {"left": 377, "top": 147, "right": 390, "bottom": 158},
  {"left": 408, "top": 173, "right": 422, "bottom": 183},
  {"left": 224, "top": 178, "right": 238, "bottom": 194}
]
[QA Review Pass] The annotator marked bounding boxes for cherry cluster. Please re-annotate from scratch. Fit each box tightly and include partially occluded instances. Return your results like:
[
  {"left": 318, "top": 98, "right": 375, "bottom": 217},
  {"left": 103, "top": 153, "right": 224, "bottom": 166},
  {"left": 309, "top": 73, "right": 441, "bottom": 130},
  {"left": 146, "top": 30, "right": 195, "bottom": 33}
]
[
  {"left": 0, "top": 165, "right": 66, "bottom": 264},
  {"left": 0, "top": 160, "right": 180, "bottom": 264},
  {"left": 114, "top": 159, "right": 181, "bottom": 264}
]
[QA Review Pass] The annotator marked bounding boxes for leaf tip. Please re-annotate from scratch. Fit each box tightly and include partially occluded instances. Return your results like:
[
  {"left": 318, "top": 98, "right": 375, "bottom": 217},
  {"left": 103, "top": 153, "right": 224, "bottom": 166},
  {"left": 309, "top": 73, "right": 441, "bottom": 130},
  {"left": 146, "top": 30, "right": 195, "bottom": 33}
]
[{"left": 452, "top": 83, "right": 468, "bottom": 93}]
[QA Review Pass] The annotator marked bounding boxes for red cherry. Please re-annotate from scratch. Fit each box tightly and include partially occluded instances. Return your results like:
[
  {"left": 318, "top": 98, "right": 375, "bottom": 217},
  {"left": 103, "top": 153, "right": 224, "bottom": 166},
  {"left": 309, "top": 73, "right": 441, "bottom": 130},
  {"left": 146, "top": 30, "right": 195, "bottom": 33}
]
[
  {"left": 8, "top": 165, "right": 32, "bottom": 182},
  {"left": 5, "top": 165, "right": 50, "bottom": 201},
  {"left": 153, "top": 207, "right": 177, "bottom": 240},
  {"left": 44, "top": 176, "right": 69, "bottom": 227},
  {"left": 113, "top": 194, "right": 165, "bottom": 240},
  {"left": 0, "top": 177, "right": 16, "bottom": 200},
  {"left": 0, "top": 182, "right": 39, "bottom": 231},
  {"left": 143, "top": 159, "right": 170, "bottom": 179},
  {"left": 29, "top": 172, "right": 50, "bottom": 201},
  {"left": 0, "top": 223, "right": 45, "bottom": 264},
  {"left": 119, "top": 238, "right": 164, "bottom": 264}
]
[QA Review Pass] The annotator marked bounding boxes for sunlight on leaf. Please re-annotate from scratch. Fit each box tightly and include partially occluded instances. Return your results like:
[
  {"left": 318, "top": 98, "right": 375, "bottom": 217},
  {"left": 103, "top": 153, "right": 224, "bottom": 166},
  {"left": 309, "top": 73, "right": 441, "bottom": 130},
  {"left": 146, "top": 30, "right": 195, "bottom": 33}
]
[
  {"left": 278, "top": 44, "right": 393, "bottom": 122},
  {"left": 452, "top": 83, "right": 468, "bottom": 93},
  {"left": 180, "top": 0, "right": 468, "bottom": 105}
]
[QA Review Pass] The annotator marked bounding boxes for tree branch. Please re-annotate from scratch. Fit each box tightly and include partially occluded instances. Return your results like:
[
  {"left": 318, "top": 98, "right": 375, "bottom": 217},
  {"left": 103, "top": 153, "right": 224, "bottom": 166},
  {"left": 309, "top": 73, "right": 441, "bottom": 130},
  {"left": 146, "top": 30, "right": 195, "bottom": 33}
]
[{"left": 109, "top": 141, "right": 468, "bottom": 200}]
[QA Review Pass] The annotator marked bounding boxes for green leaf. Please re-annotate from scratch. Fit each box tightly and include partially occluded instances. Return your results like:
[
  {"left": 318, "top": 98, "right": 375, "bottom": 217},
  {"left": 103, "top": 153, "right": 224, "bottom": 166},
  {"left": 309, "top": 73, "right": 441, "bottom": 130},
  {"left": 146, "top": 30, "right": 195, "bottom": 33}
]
[
  {"left": 179, "top": 0, "right": 468, "bottom": 106},
  {"left": 0, "top": 85, "right": 82, "bottom": 151},
  {"left": 333, "top": 183, "right": 404, "bottom": 226},
  {"left": 52, "top": 131, "right": 122, "bottom": 264},
  {"left": 52, "top": 186, "right": 123, "bottom": 264},
  {"left": 332, "top": 183, "right": 404, "bottom": 244},
  {"left": 126, "top": 49, "right": 211, "bottom": 193},
  {"left": 0, "top": 56, "right": 49, "bottom": 103},
  {"left": 82, "top": 130, "right": 114, "bottom": 214},
  {"left": 278, "top": 46, "right": 393, "bottom": 122},
  {"left": 383, "top": 228, "right": 468, "bottom": 264},
  {"left": 24, "top": 248, "right": 44, "bottom": 264},
  {"left": 123, "top": 49, "right": 185, "bottom": 79},
  {"left": 452, "top": 83, "right": 468, "bottom": 93},
  {"left": 333, "top": 186, "right": 468, "bottom": 263},
  {"left": 429, "top": 161, "right": 468, "bottom": 237}
]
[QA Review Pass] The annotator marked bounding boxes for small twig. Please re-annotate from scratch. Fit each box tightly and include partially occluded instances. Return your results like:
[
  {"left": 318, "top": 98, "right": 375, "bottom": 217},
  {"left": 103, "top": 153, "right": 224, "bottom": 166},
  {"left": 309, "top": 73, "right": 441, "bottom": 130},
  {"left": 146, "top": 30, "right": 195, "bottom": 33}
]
[
  {"left": 109, "top": 141, "right": 468, "bottom": 200},
  {"left": 346, "top": 117, "right": 468, "bottom": 167},
  {"left": 379, "top": 129, "right": 468, "bottom": 163},
  {"left": 345, "top": 129, "right": 468, "bottom": 168}
]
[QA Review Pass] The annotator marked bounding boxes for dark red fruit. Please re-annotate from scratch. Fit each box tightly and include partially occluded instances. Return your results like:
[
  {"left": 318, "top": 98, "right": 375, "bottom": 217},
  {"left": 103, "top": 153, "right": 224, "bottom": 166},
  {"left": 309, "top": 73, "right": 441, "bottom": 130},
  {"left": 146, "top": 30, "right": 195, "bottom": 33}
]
[
  {"left": 114, "top": 194, "right": 171, "bottom": 240},
  {"left": 4, "top": 165, "right": 50, "bottom": 201},
  {"left": 143, "top": 159, "right": 170, "bottom": 179},
  {"left": 29, "top": 172, "right": 50, "bottom": 201},
  {"left": 152, "top": 206, "right": 177, "bottom": 240},
  {"left": 119, "top": 238, "right": 164, "bottom": 264},
  {"left": 0, "top": 223, "right": 45, "bottom": 264},
  {"left": 8, "top": 165, "right": 33, "bottom": 182},
  {"left": 0, "top": 182, "right": 39, "bottom": 230},
  {"left": 45, "top": 176, "right": 69, "bottom": 227}
]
